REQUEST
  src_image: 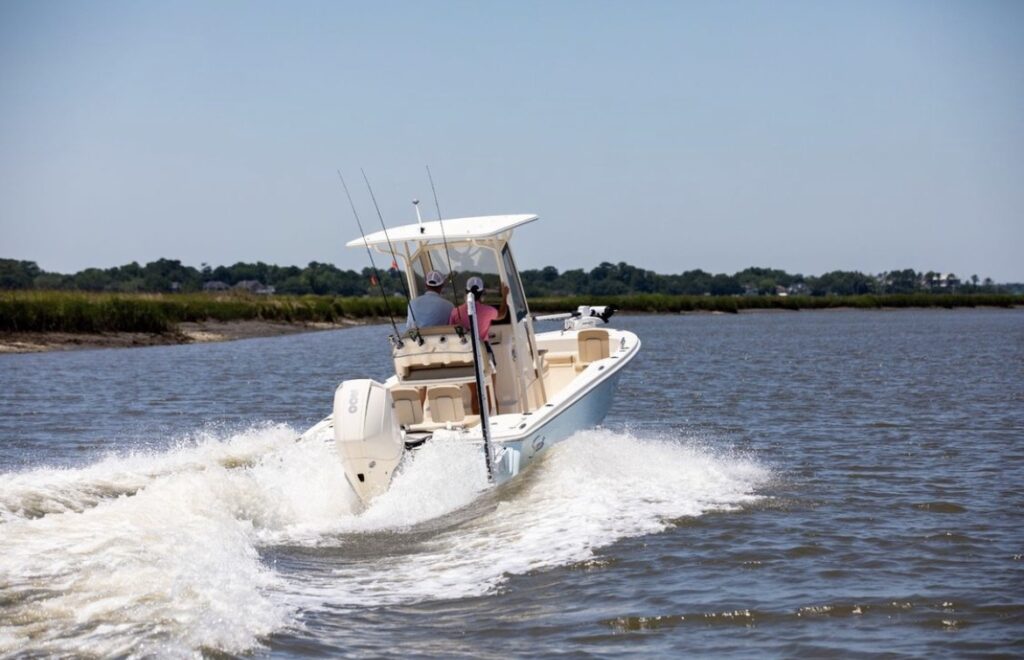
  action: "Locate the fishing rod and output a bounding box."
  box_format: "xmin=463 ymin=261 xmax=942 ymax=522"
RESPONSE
xmin=426 ymin=165 xmax=463 ymax=319
xmin=336 ymin=170 xmax=404 ymax=345
xmin=361 ymin=169 xmax=422 ymax=340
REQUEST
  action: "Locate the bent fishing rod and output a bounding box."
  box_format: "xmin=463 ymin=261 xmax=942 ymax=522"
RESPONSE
xmin=362 ymin=169 xmax=423 ymax=343
xmin=336 ymin=170 xmax=404 ymax=345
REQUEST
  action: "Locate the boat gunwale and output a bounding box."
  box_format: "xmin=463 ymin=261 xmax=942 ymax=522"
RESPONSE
xmin=419 ymin=327 xmax=642 ymax=446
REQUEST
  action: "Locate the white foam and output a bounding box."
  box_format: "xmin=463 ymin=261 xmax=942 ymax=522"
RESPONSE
xmin=0 ymin=424 xmax=307 ymax=657
xmin=0 ymin=425 xmax=769 ymax=656
xmin=0 ymin=423 xmax=291 ymax=523
xmin=256 ymin=437 xmax=490 ymax=545
xmin=280 ymin=429 xmax=769 ymax=609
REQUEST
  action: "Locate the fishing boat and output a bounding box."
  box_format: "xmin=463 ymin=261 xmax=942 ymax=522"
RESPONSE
xmin=301 ymin=211 xmax=641 ymax=505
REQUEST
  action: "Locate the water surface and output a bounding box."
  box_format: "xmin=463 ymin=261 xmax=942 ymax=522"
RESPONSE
xmin=1 ymin=309 xmax=1021 ymax=656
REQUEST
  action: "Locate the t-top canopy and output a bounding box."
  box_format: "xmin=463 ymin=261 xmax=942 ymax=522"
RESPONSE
xmin=346 ymin=214 xmax=538 ymax=249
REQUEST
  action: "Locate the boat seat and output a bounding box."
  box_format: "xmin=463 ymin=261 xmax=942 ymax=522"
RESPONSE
xmin=390 ymin=386 xmax=423 ymax=429
xmin=544 ymin=351 xmax=577 ymax=367
xmin=407 ymin=384 xmax=480 ymax=432
xmin=577 ymin=329 xmax=610 ymax=371
xmin=542 ymin=351 xmax=578 ymax=397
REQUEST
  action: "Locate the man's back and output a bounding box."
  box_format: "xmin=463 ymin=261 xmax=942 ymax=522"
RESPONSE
xmin=407 ymin=291 xmax=455 ymax=330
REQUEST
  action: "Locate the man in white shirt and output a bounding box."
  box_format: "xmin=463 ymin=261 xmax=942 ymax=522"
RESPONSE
xmin=406 ymin=270 xmax=455 ymax=331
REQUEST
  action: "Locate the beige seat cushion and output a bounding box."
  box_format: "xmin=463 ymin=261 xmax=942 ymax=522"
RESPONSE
xmin=391 ymin=386 xmax=423 ymax=428
xmin=407 ymin=415 xmax=481 ymax=433
xmin=578 ymin=329 xmax=610 ymax=367
xmin=425 ymin=385 xmax=465 ymax=424
xmin=544 ymin=351 xmax=577 ymax=367
xmin=405 ymin=384 xmax=489 ymax=432
xmin=408 ymin=384 xmax=480 ymax=432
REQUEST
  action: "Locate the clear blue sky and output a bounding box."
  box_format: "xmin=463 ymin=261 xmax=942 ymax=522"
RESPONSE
xmin=1 ymin=0 xmax=1022 ymax=280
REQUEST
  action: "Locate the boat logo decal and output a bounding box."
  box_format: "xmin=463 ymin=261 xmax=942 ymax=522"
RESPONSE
xmin=531 ymin=434 xmax=546 ymax=451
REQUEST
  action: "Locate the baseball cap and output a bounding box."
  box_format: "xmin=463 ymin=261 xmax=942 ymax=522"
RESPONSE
xmin=465 ymin=276 xmax=485 ymax=293
xmin=425 ymin=270 xmax=445 ymax=287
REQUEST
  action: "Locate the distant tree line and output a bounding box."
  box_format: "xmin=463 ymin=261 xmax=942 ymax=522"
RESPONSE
xmin=0 ymin=257 xmax=1013 ymax=297
xmin=521 ymin=264 xmax=1007 ymax=296
xmin=0 ymin=258 xmax=397 ymax=296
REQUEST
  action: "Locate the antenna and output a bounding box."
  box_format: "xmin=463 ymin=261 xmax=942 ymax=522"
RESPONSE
xmin=336 ymin=170 xmax=403 ymax=345
xmin=413 ymin=199 xmax=424 ymax=225
xmin=361 ymin=169 xmax=421 ymax=338
xmin=426 ymin=165 xmax=463 ymax=318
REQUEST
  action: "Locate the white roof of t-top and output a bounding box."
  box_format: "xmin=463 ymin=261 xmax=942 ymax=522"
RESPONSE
xmin=346 ymin=214 xmax=538 ymax=248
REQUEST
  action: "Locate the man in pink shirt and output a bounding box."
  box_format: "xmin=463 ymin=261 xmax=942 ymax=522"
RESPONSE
xmin=450 ymin=276 xmax=509 ymax=341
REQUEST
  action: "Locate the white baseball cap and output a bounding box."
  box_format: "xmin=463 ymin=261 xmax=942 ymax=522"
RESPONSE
xmin=465 ymin=276 xmax=485 ymax=293
xmin=425 ymin=270 xmax=445 ymax=287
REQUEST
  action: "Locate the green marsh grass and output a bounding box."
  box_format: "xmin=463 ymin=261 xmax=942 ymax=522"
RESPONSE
xmin=1 ymin=291 xmax=1020 ymax=335
xmin=0 ymin=291 xmax=395 ymax=334
xmin=527 ymin=293 xmax=1023 ymax=314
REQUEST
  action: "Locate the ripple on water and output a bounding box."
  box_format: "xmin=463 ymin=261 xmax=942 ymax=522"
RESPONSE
xmin=912 ymin=501 xmax=968 ymax=514
xmin=601 ymin=598 xmax=1020 ymax=633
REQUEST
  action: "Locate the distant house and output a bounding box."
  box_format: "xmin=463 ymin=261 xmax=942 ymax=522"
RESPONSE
xmin=234 ymin=280 xmax=276 ymax=295
xmin=203 ymin=281 xmax=230 ymax=292
xmin=775 ymin=285 xmax=789 ymax=297
xmin=924 ymin=272 xmax=960 ymax=290
xmin=787 ymin=282 xmax=809 ymax=296
xmin=170 ymin=281 xmax=182 ymax=292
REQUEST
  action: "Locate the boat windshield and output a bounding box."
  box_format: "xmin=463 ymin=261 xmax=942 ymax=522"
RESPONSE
xmin=410 ymin=243 xmax=501 ymax=300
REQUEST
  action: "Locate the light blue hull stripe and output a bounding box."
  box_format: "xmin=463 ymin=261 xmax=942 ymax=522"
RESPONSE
xmin=493 ymin=371 xmax=621 ymax=483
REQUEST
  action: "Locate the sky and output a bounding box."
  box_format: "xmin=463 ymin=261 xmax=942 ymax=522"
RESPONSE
xmin=1 ymin=0 xmax=1022 ymax=280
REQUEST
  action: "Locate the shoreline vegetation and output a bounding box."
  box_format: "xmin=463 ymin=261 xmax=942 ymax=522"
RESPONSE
xmin=1 ymin=290 xmax=1021 ymax=354
xmin=2 ymin=258 xmax=1017 ymax=299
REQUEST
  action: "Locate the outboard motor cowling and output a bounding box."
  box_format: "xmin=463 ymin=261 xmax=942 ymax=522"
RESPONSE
xmin=334 ymin=379 xmax=403 ymax=505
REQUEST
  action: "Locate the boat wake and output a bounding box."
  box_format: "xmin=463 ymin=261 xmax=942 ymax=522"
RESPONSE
xmin=0 ymin=425 xmax=768 ymax=656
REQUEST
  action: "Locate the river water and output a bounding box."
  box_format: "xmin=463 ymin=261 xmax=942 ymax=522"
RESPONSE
xmin=1 ymin=309 xmax=1021 ymax=657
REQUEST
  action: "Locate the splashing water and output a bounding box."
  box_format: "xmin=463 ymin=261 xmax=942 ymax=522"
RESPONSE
xmin=0 ymin=425 xmax=767 ymax=656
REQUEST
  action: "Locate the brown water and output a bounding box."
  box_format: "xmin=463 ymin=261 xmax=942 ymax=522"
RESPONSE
xmin=1 ymin=309 xmax=1021 ymax=657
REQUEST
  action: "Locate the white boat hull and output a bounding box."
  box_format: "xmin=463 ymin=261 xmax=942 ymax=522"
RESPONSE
xmin=491 ymin=366 xmax=623 ymax=483
xmin=301 ymin=327 xmax=640 ymax=502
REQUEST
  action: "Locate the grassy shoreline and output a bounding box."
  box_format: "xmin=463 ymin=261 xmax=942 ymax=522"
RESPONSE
xmin=0 ymin=291 xmax=393 ymax=334
xmin=1 ymin=291 xmax=1021 ymax=336
xmin=528 ymin=292 xmax=1024 ymax=314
